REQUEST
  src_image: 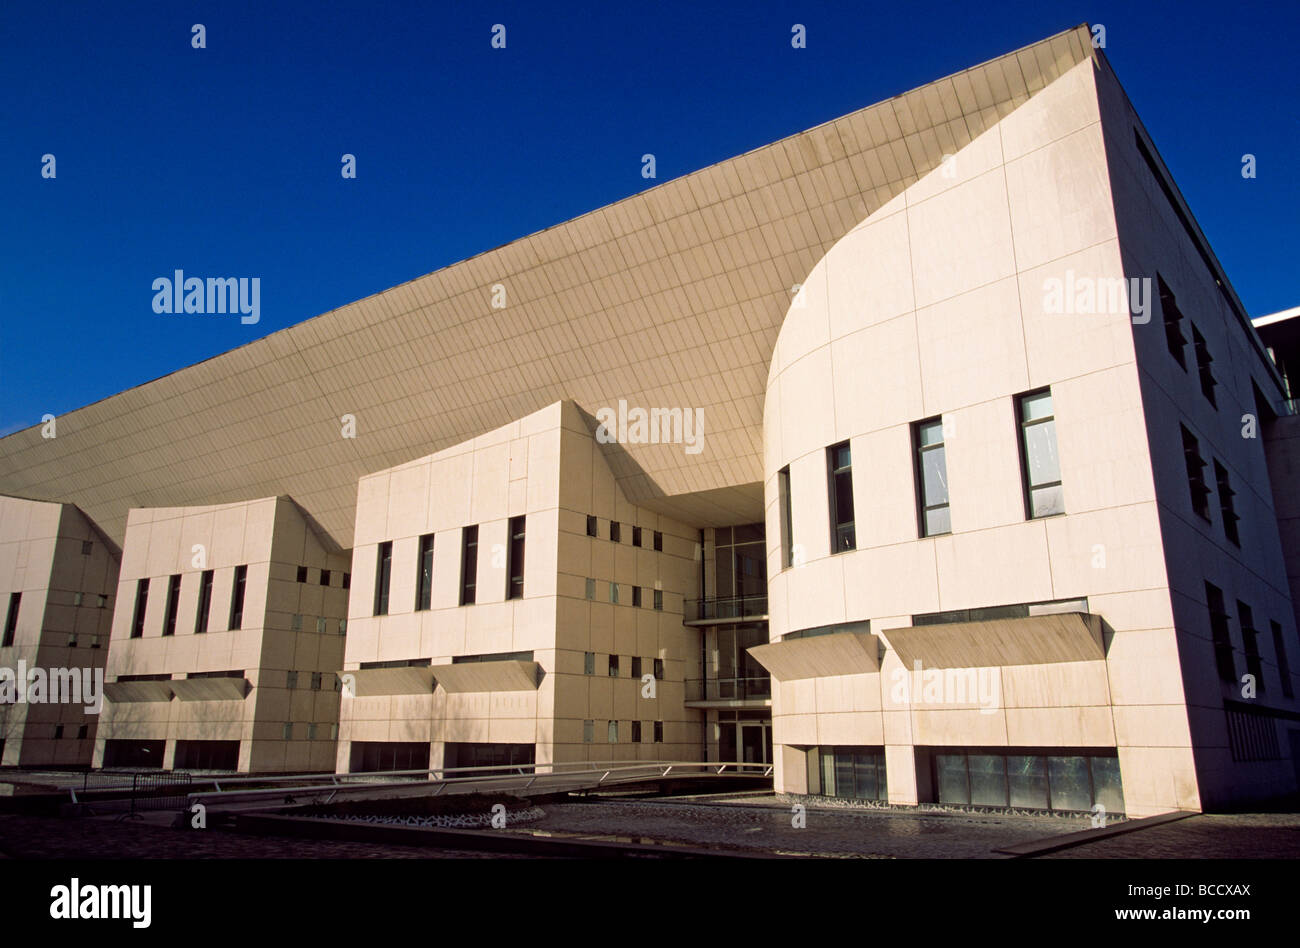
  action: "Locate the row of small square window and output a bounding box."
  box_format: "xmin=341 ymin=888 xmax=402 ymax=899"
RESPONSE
xmin=295 ymin=566 xmax=351 ymax=588
xmin=283 ymin=670 xmax=339 ymax=691
xmin=289 ymin=614 xmax=347 ymax=635
xmin=585 ymin=517 xmax=663 ymax=551
xmin=584 ymin=580 xmax=664 ymax=609
xmin=48 ymin=725 xmax=91 ymax=739
xmin=583 ymin=653 xmax=665 ymax=678
xmin=281 ymin=722 xmax=339 ymax=740
xmin=582 ymin=720 xmax=664 ymax=743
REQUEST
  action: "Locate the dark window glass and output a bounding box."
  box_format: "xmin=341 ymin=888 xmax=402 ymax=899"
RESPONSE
xmin=228 ymin=565 xmax=247 ymax=630
xmin=608 ymin=654 xmax=619 ymax=677
xmin=936 ymin=754 xmax=969 ymax=805
xmin=460 ymin=526 xmax=478 ymax=605
xmin=296 ymin=566 xmax=307 ymax=583
xmin=631 ymin=720 xmax=642 ymax=742
xmin=653 ymin=531 xmax=663 ymax=551
xmin=1206 ymin=582 xmax=1235 ymax=682
xmin=632 ymin=585 xmax=642 ymax=607
xmin=653 ymin=658 xmax=664 ymax=679
xmin=320 ymin=569 xmax=331 ymax=587
xmin=633 ymin=526 xmax=642 ymax=547
xmin=131 ymin=579 xmax=149 ymax=638
xmin=507 ymin=516 xmax=525 ymax=600
xmin=1271 ymin=620 xmax=1293 ymax=699
xmin=342 ymin=572 xmax=350 ymax=589
xmin=416 ymin=533 xmax=434 ymax=611
xmin=2 ymin=593 xmax=20 ymax=647
xmin=374 ymin=541 xmax=392 ymax=616
xmin=1192 ymin=324 xmax=1217 ymax=407
xmin=1214 ymin=460 xmax=1240 ymax=545
xmin=1159 ymin=276 xmax=1187 ymax=368
xmin=610 ymin=521 xmax=621 ymax=543
xmin=162 ymin=574 xmax=181 ymax=637
xmin=1182 ymin=426 xmax=1212 ymax=521
xmin=630 ymin=656 xmax=642 ymax=678
xmin=195 ymin=570 xmax=213 ymax=634
xmin=968 ymin=754 xmax=1007 ymax=807
xmin=1046 ymin=756 xmax=1092 ymax=812
xmin=914 ymin=418 xmax=951 ymax=536
xmin=827 ymin=442 xmax=856 ymax=552
xmin=1007 ymin=755 xmax=1048 ymax=809
xmin=586 ymin=515 xmax=598 ymax=538
xmin=1239 ymin=601 xmax=1262 ymax=692
xmin=778 ymin=466 xmax=794 ymax=568
xmin=653 ymin=721 xmax=663 ymax=743
xmin=1017 ymin=390 xmax=1064 ymax=518
xmin=653 ymin=589 xmax=663 ymax=611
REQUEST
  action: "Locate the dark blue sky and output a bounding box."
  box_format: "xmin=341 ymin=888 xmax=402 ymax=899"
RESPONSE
xmin=2 ymin=1 xmax=1297 ymax=435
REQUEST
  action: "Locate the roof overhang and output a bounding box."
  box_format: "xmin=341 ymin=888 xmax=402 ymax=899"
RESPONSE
xmin=170 ymin=677 xmax=252 ymax=701
xmin=882 ymin=612 xmax=1105 ymax=668
xmin=431 ymin=660 xmax=541 ymax=693
xmin=748 ymin=630 xmax=880 ymax=681
xmin=103 ymin=681 xmax=175 ymax=703
xmin=343 ymin=667 xmax=436 ymax=697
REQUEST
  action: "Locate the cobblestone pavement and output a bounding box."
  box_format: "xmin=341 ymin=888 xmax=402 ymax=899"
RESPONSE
xmin=0 ymin=813 xmax=503 ymax=859
xmin=524 ymin=799 xmax=1078 ymax=858
xmin=1041 ymin=813 xmax=1300 ymax=858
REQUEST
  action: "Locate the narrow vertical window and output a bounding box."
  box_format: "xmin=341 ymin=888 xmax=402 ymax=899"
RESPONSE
xmin=1017 ymin=390 xmax=1064 ymax=519
xmin=374 ymin=541 xmax=392 ymax=616
xmin=130 ymin=579 xmax=149 ymax=638
xmin=507 ymin=516 xmax=525 ymax=600
xmin=585 ymin=578 xmax=595 ymax=600
xmin=1239 ymin=601 xmax=1262 ymax=692
xmin=610 ymin=521 xmax=621 ymax=543
xmin=827 ymin=441 xmax=855 ymax=552
xmin=631 ymin=656 xmax=642 ymax=679
xmin=632 ymin=585 xmax=642 ymax=607
xmin=1213 ymin=460 xmax=1239 ymax=545
xmin=653 ymin=721 xmax=664 ymax=743
xmin=319 ymin=569 xmax=331 ymax=587
xmin=608 ymin=720 xmax=618 ymax=743
xmin=584 ymin=651 xmax=595 ymax=675
xmin=631 ymin=720 xmax=642 ymax=743
xmin=228 ymin=565 xmax=247 ymax=630
xmin=914 ymin=418 xmax=951 ymax=536
xmin=653 ymin=589 xmax=663 ymax=611
xmin=1206 ymin=582 xmax=1234 ymax=683
xmin=608 ymin=654 xmax=619 ymax=677
xmin=415 ymin=533 xmax=434 ymax=611
xmin=460 ymin=526 xmax=478 ymax=605
xmin=1159 ymin=276 xmax=1187 ymax=369
xmin=1192 ymin=325 xmax=1217 ymax=407
xmin=1271 ymin=620 xmax=1293 ymax=699
xmin=583 ymin=720 xmax=594 ymax=743
xmin=632 ymin=526 xmax=642 ymax=547
xmin=586 ymin=515 xmax=598 ymax=538
xmin=195 ymin=570 xmax=213 ymax=634
xmin=296 ymin=566 xmax=308 ymax=583
xmin=609 ymin=582 xmax=619 ymax=605
xmin=1181 ymin=426 xmax=1212 ymax=521
xmin=778 ymin=466 xmax=794 ymax=569
xmin=653 ymin=531 xmax=663 ymax=551
xmin=653 ymin=657 xmax=664 ymax=679
xmin=162 ymin=574 xmax=181 ymax=637
xmin=2 ymin=593 xmax=20 ymax=647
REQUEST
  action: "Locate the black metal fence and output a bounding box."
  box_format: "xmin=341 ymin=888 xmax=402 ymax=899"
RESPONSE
xmin=128 ymin=771 xmax=193 ymax=814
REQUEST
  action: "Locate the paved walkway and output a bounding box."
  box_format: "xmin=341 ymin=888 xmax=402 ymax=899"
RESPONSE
xmin=1040 ymin=813 xmax=1300 ymax=858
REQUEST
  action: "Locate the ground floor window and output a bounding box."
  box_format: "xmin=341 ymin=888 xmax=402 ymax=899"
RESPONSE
xmin=816 ymin=746 xmax=886 ymax=801
xmin=443 ymin=741 xmax=535 ymax=777
xmin=925 ymin=748 xmax=1123 ymax=814
xmin=349 ymin=740 xmax=431 ymax=774
xmin=172 ymin=739 xmax=240 ymax=771
xmin=102 ymin=739 xmax=165 ymax=769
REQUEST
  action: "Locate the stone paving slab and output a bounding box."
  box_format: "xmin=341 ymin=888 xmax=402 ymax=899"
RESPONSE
xmin=1039 ymin=813 xmax=1300 ymax=858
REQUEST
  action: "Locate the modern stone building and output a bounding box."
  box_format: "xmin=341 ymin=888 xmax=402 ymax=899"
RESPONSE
xmin=94 ymin=497 xmax=350 ymax=772
xmin=0 ymin=24 xmax=1296 ymax=814
xmin=0 ymin=495 xmax=119 ymax=767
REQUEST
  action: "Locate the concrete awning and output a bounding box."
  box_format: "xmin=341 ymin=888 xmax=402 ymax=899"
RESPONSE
xmin=883 ymin=612 xmax=1105 ymax=668
xmin=747 ymin=631 xmax=879 ymax=681
xmin=343 ymin=666 xmax=435 ymax=697
xmin=103 ymin=680 xmax=174 ymax=703
xmin=432 ymin=660 xmax=540 ymax=693
xmin=169 ymin=677 xmax=251 ymax=701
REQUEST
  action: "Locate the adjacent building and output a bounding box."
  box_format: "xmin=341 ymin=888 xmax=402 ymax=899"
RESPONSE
xmin=1 ymin=25 xmax=1297 ymax=814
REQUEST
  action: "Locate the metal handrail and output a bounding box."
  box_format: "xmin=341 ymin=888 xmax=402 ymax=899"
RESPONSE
xmin=682 ymin=595 xmax=768 ymax=623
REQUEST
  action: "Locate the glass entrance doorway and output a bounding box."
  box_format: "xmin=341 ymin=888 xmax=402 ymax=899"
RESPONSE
xmin=717 ymin=712 xmax=772 ymax=765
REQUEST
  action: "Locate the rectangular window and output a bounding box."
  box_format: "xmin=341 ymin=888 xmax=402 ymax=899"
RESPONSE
xmin=77 ymin=725 xmax=88 ymax=739
xmin=1239 ymin=601 xmax=1262 ymax=692
xmin=374 ymin=541 xmax=393 ymax=615
xmin=2 ymin=593 xmax=19 ymax=647
xmin=653 ymin=531 xmax=663 ymax=552
xmin=162 ymin=574 xmax=181 ymax=637
xmin=228 ymin=565 xmax=247 ymax=630
xmin=778 ymin=466 xmax=794 ymax=569
xmin=415 ymin=533 xmax=434 ymax=611
xmin=633 ymin=526 xmax=642 ymax=547
xmin=307 ymin=723 xmax=318 ymax=740
xmin=610 ymin=521 xmax=621 ymax=543
xmin=291 ymin=613 xmax=302 ymax=631
xmin=507 ymin=516 xmax=525 ymax=600
xmin=315 ymin=617 xmax=326 ymax=634
xmin=342 ymin=572 xmax=350 ymax=589
xmin=1159 ymin=276 xmax=1187 ymax=369
xmin=608 ymin=654 xmax=619 ymax=677
xmin=1182 ymin=426 xmax=1212 ymax=521
xmin=1271 ymin=620 xmax=1293 ymax=699
xmin=631 ymin=656 xmax=642 ymax=679
xmin=54 ymin=725 xmax=64 ymax=739
xmin=583 ymin=720 xmax=594 ymax=743
xmin=1017 ymin=390 xmax=1064 ymax=519
xmin=609 ymin=582 xmax=619 ymax=605
xmin=608 ymin=720 xmax=618 ymax=743
xmin=1206 ymin=582 xmax=1234 ymax=683
xmin=296 ymin=566 xmax=308 ymax=583
xmin=586 ymin=515 xmax=598 ymax=538
xmin=584 ymin=651 xmax=595 ymax=675
xmin=585 ymin=578 xmax=595 ymax=600
xmin=631 ymin=720 xmax=642 ymax=743
xmin=1192 ymin=325 xmax=1218 ymax=407
xmin=654 ymin=721 xmax=664 ymax=743
xmin=195 ymin=570 xmax=213 ymax=634
xmin=827 ymin=441 xmax=856 ymax=552
xmin=319 ymin=569 xmax=331 ymax=587
xmin=130 ymin=579 xmax=149 ymax=638
xmin=283 ymin=723 xmax=294 ymax=740
xmin=653 ymin=658 xmax=664 ymax=680
xmin=913 ymin=418 xmax=951 ymax=536
xmin=653 ymin=588 xmax=663 ymax=611
xmin=286 ymin=671 xmax=298 ymax=690
xmin=632 ymin=586 xmax=642 ymax=608
xmin=311 ymin=672 xmax=323 ymax=690
xmin=460 ymin=526 xmax=478 ymax=605
xmin=1214 ymin=460 xmax=1239 ymax=545
xmin=81 ymin=540 xmax=93 ymax=556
